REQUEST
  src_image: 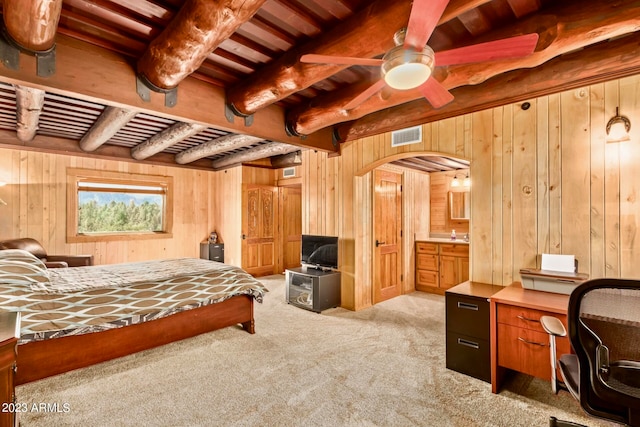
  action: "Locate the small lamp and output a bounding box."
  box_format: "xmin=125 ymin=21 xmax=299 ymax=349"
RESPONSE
xmin=606 ymin=107 xmax=631 ymax=142
xmin=451 ymin=176 xmax=460 ymax=187
xmin=463 ymin=173 xmax=471 ymax=187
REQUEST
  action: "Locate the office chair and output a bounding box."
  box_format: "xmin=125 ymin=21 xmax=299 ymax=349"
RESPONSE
xmin=541 ymin=278 xmax=640 ymax=427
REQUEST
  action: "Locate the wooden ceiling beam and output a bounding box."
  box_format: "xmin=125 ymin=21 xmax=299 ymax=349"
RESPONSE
xmin=287 ymin=0 xmax=640 ymax=136
xmin=0 ymin=33 xmax=335 ymax=153
xmin=270 ymin=150 xmax=302 ymax=168
xmin=137 ymin=0 xmax=266 ymax=91
xmin=175 ymin=134 xmax=264 ymax=164
xmin=131 ymin=122 xmax=208 ymax=160
xmin=225 ymin=0 xmax=486 ymax=117
xmin=14 ymin=86 xmax=45 ymax=142
xmin=79 ymin=107 xmax=137 ymax=152
xmin=336 ymin=31 xmax=640 ymax=142
xmin=211 ymin=142 xmax=299 ymax=170
xmin=2 ymin=0 xmax=62 ymax=51
xmin=0 ymin=130 xmax=214 ymax=171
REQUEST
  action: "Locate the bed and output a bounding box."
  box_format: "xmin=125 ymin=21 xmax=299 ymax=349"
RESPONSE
xmin=0 ymin=249 xmax=267 ymax=385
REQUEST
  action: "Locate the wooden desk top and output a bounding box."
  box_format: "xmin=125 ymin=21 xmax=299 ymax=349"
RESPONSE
xmin=491 ymin=282 xmax=569 ymax=315
xmin=446 ymin=281 xmax=503 ymax=300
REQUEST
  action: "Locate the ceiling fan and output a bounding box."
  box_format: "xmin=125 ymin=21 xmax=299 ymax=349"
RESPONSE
xmin=300 ymin=0 xmax=539 ymax=110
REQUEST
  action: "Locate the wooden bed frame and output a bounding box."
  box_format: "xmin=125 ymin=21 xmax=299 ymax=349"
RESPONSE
xmin=16 ymin=294 xmax=255 ymax=385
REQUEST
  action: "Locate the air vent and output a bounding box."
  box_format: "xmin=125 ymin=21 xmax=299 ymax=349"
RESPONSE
xmin=283 ymin=167 xmax=296 ymax=178
xmin=391 ymin=125 xmax=422 ymax=147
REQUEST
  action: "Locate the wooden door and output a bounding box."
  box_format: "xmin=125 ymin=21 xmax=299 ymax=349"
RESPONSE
xmin=373 ymin=170 xmax=402 ymax=303
xmin=242 ymin=185 xmax=278 ymax=277
xmin=280 ymin=185 xmax=302 ymax=271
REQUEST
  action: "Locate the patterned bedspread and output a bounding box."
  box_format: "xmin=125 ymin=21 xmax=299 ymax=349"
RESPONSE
xmin=0 ymin=258 xmax=267 ymax=344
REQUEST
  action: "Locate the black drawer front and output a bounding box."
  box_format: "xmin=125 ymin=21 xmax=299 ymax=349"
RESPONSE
xmin=446 ymin=294 xmax=490 ymax=340
xmin=446 ymin=331 xmax=491 ymax=382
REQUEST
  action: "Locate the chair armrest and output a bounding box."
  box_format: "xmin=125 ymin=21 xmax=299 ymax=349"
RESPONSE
xmin=541 ymin=315 xmax=567 ymax=337
xmin=44 ymin=261 xmax=69 ymax=268
xmin=46 ymin=254 xmax=94 ymax=267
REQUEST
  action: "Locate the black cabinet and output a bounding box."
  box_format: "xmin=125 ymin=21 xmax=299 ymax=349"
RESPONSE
xmin=285 ymin=267 xmax=341 ymax=313
xmin=200 ymin=243 xmax=224 ymax=263
xmin=445 ymin=281 xmax=500 ymax=382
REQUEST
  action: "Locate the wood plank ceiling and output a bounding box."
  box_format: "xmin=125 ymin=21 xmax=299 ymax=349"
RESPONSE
xmin=0 ymin=0 xmax=639 ymax=171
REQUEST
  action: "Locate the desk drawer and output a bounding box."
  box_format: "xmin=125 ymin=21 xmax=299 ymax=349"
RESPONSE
xmin=446 ymin=294 xmax=490 ymax=340
xmin=497 ymin=304 xmax=567 ymax=334
xmin=497 ymin=323 xmax=570 ymax=379
xmin=446 ymin=331 xmax=490 ymax=382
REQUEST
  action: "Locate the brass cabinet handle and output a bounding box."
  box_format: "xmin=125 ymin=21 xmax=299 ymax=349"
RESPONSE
xmin=516 ymin=314 xmax=539 ymax=323
xmin=517 ymin=337 xmax=547 ymax=347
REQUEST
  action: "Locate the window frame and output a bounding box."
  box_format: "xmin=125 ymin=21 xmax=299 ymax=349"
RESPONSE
xmin=66 ymin=168 xmax=174 ymax=243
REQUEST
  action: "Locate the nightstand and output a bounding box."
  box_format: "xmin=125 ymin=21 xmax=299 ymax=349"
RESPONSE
xmin=0 ymin=311 xmax=20 ymax=427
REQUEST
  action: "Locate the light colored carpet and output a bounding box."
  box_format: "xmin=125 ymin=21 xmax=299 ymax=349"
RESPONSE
xmin=17 ymin=275 xmax=617 ymax=426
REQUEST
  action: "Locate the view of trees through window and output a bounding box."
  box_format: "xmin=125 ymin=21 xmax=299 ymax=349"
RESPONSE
xmin=78 ymin=188 xmax=164 ymax=233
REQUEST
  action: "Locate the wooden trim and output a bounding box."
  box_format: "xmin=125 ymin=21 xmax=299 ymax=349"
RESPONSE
xmin=16 ymin=294 xmax=255 ymax=384
xmin=66 ymin=168 xmax=174 ymax=243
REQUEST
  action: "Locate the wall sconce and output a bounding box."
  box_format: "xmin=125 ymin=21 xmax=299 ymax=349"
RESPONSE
xmin=0 ymin=181 xmax=6 ymax=206
xmin=606 ymin=107 xmax=631 ymax=142
xmin=451 ymin=172 xmax=470 ymax=188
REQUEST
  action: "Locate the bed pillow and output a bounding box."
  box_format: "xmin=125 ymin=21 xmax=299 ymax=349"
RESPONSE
xmin=0 ymin=248 xmax=46 ymax=267
xmin=0 ymin=250 xmax=51 ymax=287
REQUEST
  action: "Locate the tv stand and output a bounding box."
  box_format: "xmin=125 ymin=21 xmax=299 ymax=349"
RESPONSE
xmin=285 ymin=266 xmax=341 ymax=313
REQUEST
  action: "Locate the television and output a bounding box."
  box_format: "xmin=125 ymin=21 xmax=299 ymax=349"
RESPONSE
xmin=301 ymin=234 xmax=338 ymax=270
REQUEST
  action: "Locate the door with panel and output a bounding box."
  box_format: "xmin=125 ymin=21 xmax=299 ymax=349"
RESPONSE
xmin=280 ymin=185 xmax=302 ymax=271
xmin=373 ymin=169 xmax=402 ymax=304
xmin=242 ymin=185 xmax=278 ymax=276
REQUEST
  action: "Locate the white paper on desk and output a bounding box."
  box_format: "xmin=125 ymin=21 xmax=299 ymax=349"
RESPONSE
xmin=541 ymin=254 xmax=575 ymax=273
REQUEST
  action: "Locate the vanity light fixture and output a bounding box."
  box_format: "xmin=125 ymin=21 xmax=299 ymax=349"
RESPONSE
xmin=606 ymin=107 xmax=631 ymax=142
xmin=451 ymin=172 xmax=470 ymax=188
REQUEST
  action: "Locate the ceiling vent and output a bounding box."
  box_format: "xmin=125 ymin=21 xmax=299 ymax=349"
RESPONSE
xmin=391 ymin=125 xmax=422 ymax=147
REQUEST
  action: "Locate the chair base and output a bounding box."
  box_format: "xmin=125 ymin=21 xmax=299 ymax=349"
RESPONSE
xmin=549 ymin=416 xmax=587 ymax=427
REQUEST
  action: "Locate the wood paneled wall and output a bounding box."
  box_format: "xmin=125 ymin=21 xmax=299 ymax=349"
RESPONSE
xmin=0 ymin=149 xmax=215 ymax=265
xmin=302 ymin=75 xmax=640 ymax=310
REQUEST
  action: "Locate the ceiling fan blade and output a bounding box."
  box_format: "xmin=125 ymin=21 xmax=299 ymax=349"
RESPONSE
xmin=420 ymin=78 xmax=454 ymax=109
xmin=404 ymin=0 xmax=450 ymax=50
xmin=435 ymin=33 xmax=539 ymax=66
xmin=300 ymin=54 xmax=383 ymax=67
xmin=344 ymin=80 xmax=387 ymax=110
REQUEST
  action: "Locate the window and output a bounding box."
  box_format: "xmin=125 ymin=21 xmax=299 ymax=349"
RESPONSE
xmin=67 ymin=168 xmax=173 ymax=243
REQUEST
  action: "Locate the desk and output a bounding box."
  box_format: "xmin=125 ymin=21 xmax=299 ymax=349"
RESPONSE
xmin=490 ymin=282 xmax=569 ymax=393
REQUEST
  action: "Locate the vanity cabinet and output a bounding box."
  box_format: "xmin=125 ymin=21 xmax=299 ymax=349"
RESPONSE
xmin=416 ymin=241 xmax=469 ymax=294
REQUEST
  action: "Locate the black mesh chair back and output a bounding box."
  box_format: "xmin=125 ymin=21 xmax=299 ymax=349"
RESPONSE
xmin=568 ymin=278 xmax=640 ymax=426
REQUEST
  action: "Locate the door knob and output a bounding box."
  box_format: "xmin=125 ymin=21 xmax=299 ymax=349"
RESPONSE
xmin=375 ymin=240 xmax=386 ymax=247
xmin=242 ymin=234 xmax=246 ymax=240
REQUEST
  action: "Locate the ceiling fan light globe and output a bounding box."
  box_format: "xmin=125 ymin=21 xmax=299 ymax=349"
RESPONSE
xmin=382 ymin=45 xmax=435 ymax=90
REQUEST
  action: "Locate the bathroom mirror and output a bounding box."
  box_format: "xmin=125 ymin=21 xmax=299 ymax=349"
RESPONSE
xmin=449 ymin=191 xmax=470 ymax=220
